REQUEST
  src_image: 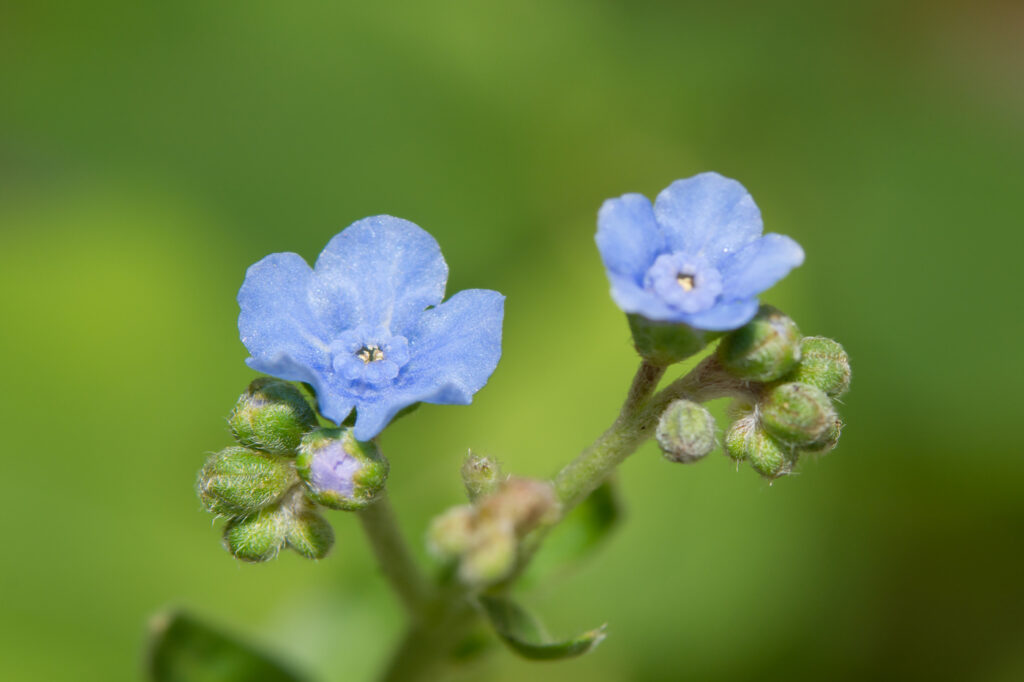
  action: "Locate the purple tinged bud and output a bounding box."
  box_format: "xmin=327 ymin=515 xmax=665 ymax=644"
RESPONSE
xmin=295 ymin=427 xmax=388 ymax=511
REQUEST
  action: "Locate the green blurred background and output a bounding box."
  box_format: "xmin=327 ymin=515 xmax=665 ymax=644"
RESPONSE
xmin=2 ymin=1 xmax=1022 ymax=680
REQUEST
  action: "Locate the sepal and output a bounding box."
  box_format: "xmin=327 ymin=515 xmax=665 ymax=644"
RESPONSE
xmin=627 ymin=313 xmax=719 ymax=366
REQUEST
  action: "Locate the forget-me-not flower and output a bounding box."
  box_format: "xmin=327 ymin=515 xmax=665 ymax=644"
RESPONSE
xmin=596 ymin=172 xmax=804 ymax=331
xmin=239 ymin=216 xmax=504 ymax=441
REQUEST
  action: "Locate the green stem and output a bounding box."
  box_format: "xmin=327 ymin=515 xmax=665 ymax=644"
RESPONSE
xmin=553 ymin=360 xmax=665 ymax=508
xmin=357 ymin=494 xmax=432 ymax=617
xmin=373 ymin=355 xmax=748 ymax=680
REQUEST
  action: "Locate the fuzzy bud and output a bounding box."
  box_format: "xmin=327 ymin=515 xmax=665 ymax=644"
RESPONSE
xmin=787 ymin=336 xmax=851 ymax=397
xmin=478 ymin=478 xmax=560 ymax=536
xmin=802 ymin=416 xmax=843 ymax=455
xmin=286 ymin=510 xmax=335 ymax=560
xmin=461 ymin=452 xmax=503 ymax=501
xmin=760 ymin=382 xmax=837 ymax=447
xmin=229 ymin=378 xmax=318 ymax=454
xmin=426 ymin=505 xmax=475 ymax=559
xmin=724 ymin=416 xmax=796 ymax=480
xmin=458 ymin=520 xmax=517 ymax=586
xmin=222 ymin=504 xmax=290 ymax=563
xmin=656 ymin=399 xmax=717 ymax=463
xmin=717 ymin=305 xmax=801 ymax=382
xmin=295 ymin=427 xmax=389 ymax=511
xmin=197 ymin=447 xmax=296 ymax=517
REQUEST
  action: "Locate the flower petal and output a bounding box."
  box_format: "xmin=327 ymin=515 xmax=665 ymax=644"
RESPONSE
xmin=653 ymin=172 xmax=763 ymax=260
xmin=596 ymin=193 xmax=664 ymax=282
xmin=349 ymin=289 xmax=504 ymax=440
xmin=239 ymin=251 xmax=331 ymax=377
xmin=719 ymin=233 xmax=805 ymax=300
xmin=606 ymin=272 xmax=678 ymax=321
xmin=312 ymin=215 xmax=448 ymax=336
xmin=679 ymin=298 xmax=760 ymax=331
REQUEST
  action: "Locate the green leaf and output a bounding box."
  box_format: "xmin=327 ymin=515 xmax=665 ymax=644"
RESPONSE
xmin=146 ymin=610 xmax=307 ymax=682
xmin=479 ymin=596 xmax=607 ymax=660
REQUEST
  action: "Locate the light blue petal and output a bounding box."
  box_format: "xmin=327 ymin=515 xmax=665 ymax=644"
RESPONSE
xmin=596 ymin=193 xmax=664 ymax=282
xmin=245 ymin=354 xmax=354 ymax=425
xmin=719 ymin=233 xmax=804 ymax=300
xmin=653 ymin=172 xmax=763 ymax=260
xmin=679 ymin=298 xmax=760 ymax=331
xmin=349 ymin=289 xmax=504 ymax=440
xmin=607 ymin=272 xmax=678 ymax=321
xmin=312 ymin=216 xmax=448 ymax=336
xmin=238 ymin=251 xmax=332 ymax=379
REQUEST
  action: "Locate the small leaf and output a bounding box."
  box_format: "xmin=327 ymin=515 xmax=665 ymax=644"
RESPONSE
xmin=479 ymin=596 xmax=607 ymax=661
xmin=146 ymin=610 xmax=307 ymax=682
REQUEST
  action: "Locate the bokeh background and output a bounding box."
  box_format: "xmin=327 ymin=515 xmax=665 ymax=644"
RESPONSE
xmin=2 ymin=1 xmax=1022 ymax=681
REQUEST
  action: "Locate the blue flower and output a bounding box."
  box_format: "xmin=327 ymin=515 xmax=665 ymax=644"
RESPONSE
xmin=596 ymin=172 xmax=804 ymax=331
xmin=238 ymin=216 xmax=505 ymax=441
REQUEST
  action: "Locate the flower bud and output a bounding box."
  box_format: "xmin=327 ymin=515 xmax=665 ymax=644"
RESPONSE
xmin=724 ymin=416 xmax=795 ymax=479
xmin=723 ymin=414 xmax=757 ymax=462
xmin=197 ymin=447 xmax=297 ymax=517
xmin=656 ymin=399 xmax=717 ymax=463
xmin=222 ymin=504 xmax=290 ymax=562
xmin=229 ymin=378 xmax=318 ymax=454
xmin=802 ymin=416 xmax=843 ymax=455
xmin=426 ymin=505 xmax=475 ymax=559
xmin=458 ymin=520 xmax=517 ymax=586
xmin=295 ymin=427 xmax=389 ymax=511
xmin=717 ymin=305 xmax=801 ymax=382
xmin=787 ymin=336 xmax=851 ymax=397
xmin=627 ymin=314 xmax=719 ymax=366
xmin=461 ymin=452 xmax=503 ymax=501
xmin=286 ymin=510 xmax=335 ymax=560
xmin=478 ymin=478 xmax=560 ymax=535
xmin=760 ymin=382 xmax=837 ymax=447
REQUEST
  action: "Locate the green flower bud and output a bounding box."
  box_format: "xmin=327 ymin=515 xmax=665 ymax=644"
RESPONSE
xmin=627 ymin=314 xmax=721 ymax=366
xmin=478 ymin=478 xmax=560 ymax=535
xmin=717 ymin=305 xmax=801 ymax=382
xmin=747 ymin=430 xmax=797 ymax=480
xmin=724 ymin=416 xmax=795 ymax=479
xmin=197 ymin=447 xmax=297 ymax=517
xmin=222 ymin=504 xmax=290 ymax=562
xmin=286 ymin=510 xmax=335 ymax=560
xmin=229 ymin=378 xmax=318 ymax=454
xmin=656 ymin=399 xmax=717 ymax=463
xmin=295 ymin=428 xmax=389 ymax=511
xmin=459 ymin=520 xmax=517 ymax=586
xmin=760 ymin=382 xmax=837 ymax=447
xmin=426 ymin=505 xmax=475 ymax=559
xmin=723 ymin=414 xmax=758 ymax=462
xmin=787 ymin=336 xmax=851 ymax=397
xmin=802 ymin=416 xmax=843 ymax=455
xmin=461 ymin=452 xmax=503 ymax=501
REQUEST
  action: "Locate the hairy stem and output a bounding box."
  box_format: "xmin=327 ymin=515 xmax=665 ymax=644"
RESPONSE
xmin=553 ymin=360 xmax=665 ymax=507
xmin=374 ymin=355 xmax=749 ymax=680
xmin=357 ymin=494 xmax=432 ymax=617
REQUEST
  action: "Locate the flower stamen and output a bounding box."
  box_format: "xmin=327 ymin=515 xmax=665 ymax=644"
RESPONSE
xmin=676 ymin=273 xmax=696 ymax=291
xmin=357 ymin=345 xmax=385 ymax=364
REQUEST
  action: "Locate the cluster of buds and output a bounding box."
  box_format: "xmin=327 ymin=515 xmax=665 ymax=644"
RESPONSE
xmin=196 ymin=378 xmax=389 ymax=561
xmin=427 ymin=455 xmax=560 ymax=587
xmin=716 ymin=307 xmax=851 ymax=480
